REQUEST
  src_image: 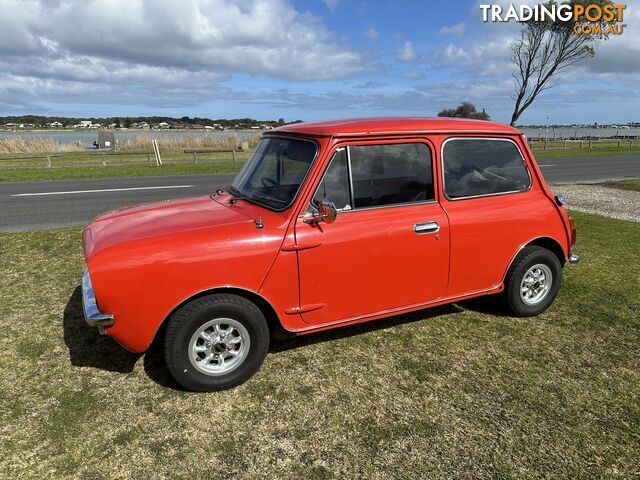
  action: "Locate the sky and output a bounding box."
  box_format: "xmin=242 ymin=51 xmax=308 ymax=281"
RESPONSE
xmin=0 ymin=0 xmax=638 ymax=125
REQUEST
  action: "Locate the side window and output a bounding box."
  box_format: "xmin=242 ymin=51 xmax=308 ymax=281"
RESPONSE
xmin=312 ymin=149 xmax=351 ymax=211
xmin=349 ymin=143 xmax=433 ymax=208
xmin=442 ymin=139 xmax=531 ymax=199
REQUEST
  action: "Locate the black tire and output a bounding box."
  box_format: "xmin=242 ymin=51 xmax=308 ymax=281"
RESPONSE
xmin=164 ymin=294 xmax=269 ymax=392
xmin=503 ymin=245 xmax=562 ymax=317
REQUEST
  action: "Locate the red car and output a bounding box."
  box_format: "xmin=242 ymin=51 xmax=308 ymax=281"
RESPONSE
xmin=82 ymin=117 xmax=578 ymax=391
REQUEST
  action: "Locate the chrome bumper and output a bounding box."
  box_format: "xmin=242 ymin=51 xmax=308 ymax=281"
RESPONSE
xmin=568 ymin=253 xmax=580 ymax=264
xmin=82 ymin=268 xmax=114 ymax=328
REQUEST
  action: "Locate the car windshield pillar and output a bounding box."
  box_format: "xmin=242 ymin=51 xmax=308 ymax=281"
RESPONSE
xmin=230 ymin=137 xmax=317 ymax=211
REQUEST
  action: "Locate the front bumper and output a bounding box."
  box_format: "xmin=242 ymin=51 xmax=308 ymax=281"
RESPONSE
xmin=568 ymin=253 xmax=580 ymax=264
xmin=81 ymin=268 xmax=114 ymax=328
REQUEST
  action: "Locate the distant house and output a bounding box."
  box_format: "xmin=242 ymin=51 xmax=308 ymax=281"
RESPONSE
xmin=191 ymin=124 xmax=205 ymax=130
xmin=90 ymin=123 xmax=102 ymax=129
xmin=48 ymin=121 xmax=63 ymax=128
xmin=133 ymin=122 xmax=150 ymax=129
xmin=156 ymin=122 xmax=170 ymax=129
xmin=4 ymin=122 xmax=19 ymax=128
xmin=250 ymin=125 xmax=260 ymax=130
xmin=74 ymin=121 xmax=93 ymax=128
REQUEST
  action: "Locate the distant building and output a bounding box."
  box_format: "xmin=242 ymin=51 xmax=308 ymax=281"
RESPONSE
xmin=156 ymin=122 xmax=170 ymax=129
xmin=74 ymin=121 xmax=93 ymax=128
xmin=48 ymin=121 xmax=63 ymax=128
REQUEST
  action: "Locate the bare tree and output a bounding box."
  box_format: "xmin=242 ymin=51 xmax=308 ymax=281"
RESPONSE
xmin=509 ymin=0 xmax=615 ymax=126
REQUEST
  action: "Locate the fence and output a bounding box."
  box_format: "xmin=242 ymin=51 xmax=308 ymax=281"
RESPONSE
xmin=184 ymin=149 xmax=240 ymax=163
xmin=0 ymin=147 xmax=246 ymax=169
xmin=527 ymin=138 xmax=639 ymax=151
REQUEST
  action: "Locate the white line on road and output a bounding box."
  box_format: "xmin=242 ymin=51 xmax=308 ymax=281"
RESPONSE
xmin=11 ymin=185 xmax=195 ymax=197
xmin=538 ymin=164 xmax=555 ymax=167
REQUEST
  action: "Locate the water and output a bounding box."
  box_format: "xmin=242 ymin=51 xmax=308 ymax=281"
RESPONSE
xmin=0 ymin=129 xmax=260 ymax=147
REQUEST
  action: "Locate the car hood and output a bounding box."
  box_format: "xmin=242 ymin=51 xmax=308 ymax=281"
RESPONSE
xmin=84 ymin=195 xmax=254 ymax=258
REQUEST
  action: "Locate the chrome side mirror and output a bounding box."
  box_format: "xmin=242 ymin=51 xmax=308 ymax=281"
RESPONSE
xmin=304 ymin=198 xmax=337 ymax=224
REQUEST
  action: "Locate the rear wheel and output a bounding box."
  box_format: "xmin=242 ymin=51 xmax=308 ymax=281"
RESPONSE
xmin=504 ymin=246 xmax=562 ymax=317
xmin=164 ymin=294 xmax=269 ymax=391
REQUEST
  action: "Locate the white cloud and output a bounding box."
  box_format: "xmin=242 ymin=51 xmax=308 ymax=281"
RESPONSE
xmin=321 ymin=0 xmax=340 ymax=12
xmin=0 ymin=0 xmax=365 ymax=80
xmin=396 ymin=41 xmax=417 ymax=63
xmin=0 ymin=0 xmax=370 ymax=109
xmin=403 ymin=72 xmax=425 ymax=81
xmin=439 ymin=21 xmax=466 ymax=36
xmin=364 ymin=28 xmax=379 ymax=40
xmin=436 ymin=37 xmax=513 ymax=76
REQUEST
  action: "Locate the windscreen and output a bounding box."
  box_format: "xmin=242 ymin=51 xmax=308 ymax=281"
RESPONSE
xmin=230 ymin=137 xmax=317 ymax=210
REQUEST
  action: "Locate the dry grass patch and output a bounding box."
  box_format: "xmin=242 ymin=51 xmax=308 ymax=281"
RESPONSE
xmin=0 ymin=137 xmax=82 ymax=154
xmin=0 ymin=211 xmax=638 ymax=478
xmin=121 ymin=134 xmax=261 ymax=151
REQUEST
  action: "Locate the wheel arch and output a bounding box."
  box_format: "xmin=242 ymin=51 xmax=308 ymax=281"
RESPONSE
xmin=501 ymin=236 xmax=566 ymax=285
xmin=526 ymin=237 xmax=566 ymax=266
xmin=151 ymin=287 xmax=292 ymax=349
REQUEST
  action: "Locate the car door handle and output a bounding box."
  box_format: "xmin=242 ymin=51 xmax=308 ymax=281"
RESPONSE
xmin=414 ymin=221 xmax=440 ymax=234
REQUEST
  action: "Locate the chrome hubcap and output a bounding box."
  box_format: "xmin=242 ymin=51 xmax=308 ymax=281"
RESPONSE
xmin=520 ymin=264 xmax=553 ymax=306
xmin=189 ymin=318 xmax=250 ymax=376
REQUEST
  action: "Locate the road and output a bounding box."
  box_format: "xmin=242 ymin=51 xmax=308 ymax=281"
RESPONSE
xmin=1 ymin=155 xmax=638 ymax=232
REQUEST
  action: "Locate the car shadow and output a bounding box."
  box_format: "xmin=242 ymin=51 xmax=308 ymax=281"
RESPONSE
xmin=63 ymin=287 xmax=505 ymax=390
xmin=63 ymin=286 xmax=141 ymax=373
xmin=269 ymin=303 xmax=464 ymax=353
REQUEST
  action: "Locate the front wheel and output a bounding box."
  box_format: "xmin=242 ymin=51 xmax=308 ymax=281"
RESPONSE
xmin=164 ymin=294 xmax=269 ymax=391
xmin=503 ymin=246 xmax=562 ymax=317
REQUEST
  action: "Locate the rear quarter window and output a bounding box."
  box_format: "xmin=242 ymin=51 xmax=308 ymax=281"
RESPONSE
xmin=442 ymin=138 xmax=531 ymax=200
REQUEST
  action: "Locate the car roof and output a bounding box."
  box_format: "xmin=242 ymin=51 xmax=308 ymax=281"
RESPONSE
xmin=272 ymin=117 xmax=521 ymax=137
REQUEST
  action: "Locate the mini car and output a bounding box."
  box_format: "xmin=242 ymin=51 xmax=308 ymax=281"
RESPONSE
xmin=82 ymin=117 xmax=579 ymax=391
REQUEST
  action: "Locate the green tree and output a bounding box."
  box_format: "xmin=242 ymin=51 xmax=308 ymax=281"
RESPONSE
xmin=437 ymin=102 xmax=490 ymax=120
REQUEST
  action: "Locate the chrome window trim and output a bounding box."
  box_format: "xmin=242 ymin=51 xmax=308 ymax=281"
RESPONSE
xmin=231 ymin=135 xmax=319 ymax=213
xmin=338 ymin=199 xmax=437 ymax=214
xmin=346 ymin=145 xmax=355 ymax=209
xmin=306 ymin=147 xmax=352 ymax=214
xmin=305 ymin=141 xmax=437 ymax=216
xmin=440 ymin=137 xmax=532 ymax=202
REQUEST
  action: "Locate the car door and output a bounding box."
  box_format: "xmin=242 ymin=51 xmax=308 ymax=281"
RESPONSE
xmin=294 ymin=140 xmax=450 ymax=327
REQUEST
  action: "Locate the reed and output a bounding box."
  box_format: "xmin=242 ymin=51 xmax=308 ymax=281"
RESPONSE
xmin=0 ymin=137 xmax=82 ymax=154
xmin=121 ymin=134 xmax=261 ymax=151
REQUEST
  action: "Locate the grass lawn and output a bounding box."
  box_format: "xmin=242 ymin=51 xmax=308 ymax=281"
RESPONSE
xmin=531 ymin=140 xmax=640 ymax=158
xmin=0 ymin=211 xmax=638 ymax=478
xmin=0 ymin=148 xmax=251 ymax=182
xmin=0 ymin=161 xmax=246 ymax=182
xmin=600 ymin=179 xmax=640 ymax=193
